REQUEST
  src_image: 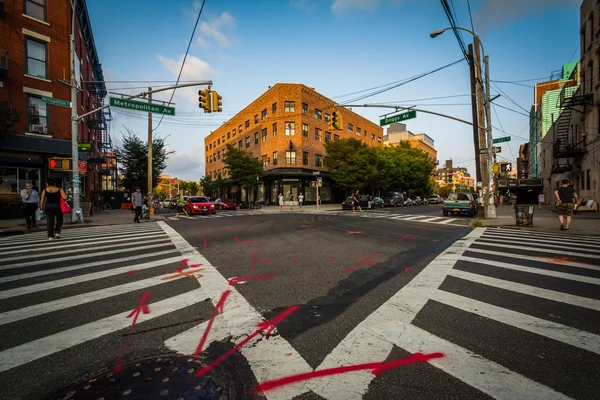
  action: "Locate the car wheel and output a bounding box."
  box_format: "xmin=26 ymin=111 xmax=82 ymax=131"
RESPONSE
xmin=443 ymin=210 xmax=449 ymax=216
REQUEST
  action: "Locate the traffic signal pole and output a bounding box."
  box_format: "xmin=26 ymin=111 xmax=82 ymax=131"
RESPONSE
xmin=467 ymin=44 xmax=482 ymax=217
xmin=70 ymin=0 xmax=82 ymax=223
xmin=147 ymin=88 xmax=153 ymax=211
xmin=484 ymin=56 xmax=496 ymax=219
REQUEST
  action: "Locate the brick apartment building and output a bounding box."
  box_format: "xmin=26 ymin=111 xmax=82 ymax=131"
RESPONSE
xmin=0 ymin=0 xmax=114 ymax=205
xmin=204 ymin=83 xmax=383 ymax=204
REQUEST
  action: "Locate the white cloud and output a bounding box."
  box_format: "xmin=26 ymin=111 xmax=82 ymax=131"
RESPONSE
xmin=196 ymin=12 xmax=235 ymax=48
xmin=473 ymin=0 xmax=580 ymax=31
xmin=156 ymin=54 xmax=213 ymax=104
xmin=163 ymin=147 xmax=205 ymax=181
xmin=290 ymin=0 xmax=317 ymax=11
xmin=331 ymin=0 xmax=381 ymax=14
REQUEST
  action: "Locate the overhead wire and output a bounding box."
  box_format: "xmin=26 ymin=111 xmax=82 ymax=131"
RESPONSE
xmin=466 ymin=0 xmax=475 ymax=32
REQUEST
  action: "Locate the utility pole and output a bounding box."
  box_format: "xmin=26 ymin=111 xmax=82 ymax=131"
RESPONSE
xmin=468 ymin=44 xmax=482 ymax=199
xmin=473 ymin=38 xmax=488 ymax=219
xmin=484 ymin=56 xmax=496 ymax=218
xmin=147 ymin=87 xmax=153 ymax=211
xmin=70 ymin=0 xmax=81 ymax=223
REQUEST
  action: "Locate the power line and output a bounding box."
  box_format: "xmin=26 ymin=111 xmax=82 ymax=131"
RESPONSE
xmin=466 ymin=0 xmax=475 ymax=32
xmin=493 ymin=102 xmax=530 ymax=118
xmin=568 ymin=43 xmax=580 ymax=64
xmin=153 ymin=0 xmax=207 ymax=133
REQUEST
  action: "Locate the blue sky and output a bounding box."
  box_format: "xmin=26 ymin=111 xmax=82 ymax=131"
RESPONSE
xmin=86 ymin=0 xmax=581 ymax=181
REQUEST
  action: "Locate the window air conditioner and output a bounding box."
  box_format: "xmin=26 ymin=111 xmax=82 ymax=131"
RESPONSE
xmin=31 ymin=124 xmax=45 ymax=134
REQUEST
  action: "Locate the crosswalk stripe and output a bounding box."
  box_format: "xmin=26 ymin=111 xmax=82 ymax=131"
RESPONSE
xmin=463 ymin=248 xmax=599 ymax=272
xmin=488 ymin=228 xmax=600 ymax=242
xmin=0 ymin=268 xmax=198 ymax=326
xmin=481 ymin=233 xmax=600 ymax=250
xmin=0 ymin=256 xmax=182 ymax=300
xmin=0 ymin=249 xmax=180 ymax=284
xmin=476 ymin=237 xmax=600 ymax=255
xmin=399 ymin=216 xmax=424 ymax=220
xmin=0 ymin=287 xmax=206 ymax=374
xmin=436 ymin=218 xmax=459 ymax=224
xmin=419 ymin=217 xmax=445 ymax=222
xmin=448 ymin=269 xmax=600 ymax=311
xmin=0 ymin=242 xmax=174 ymax=271
xmin=472 ymin=241 xmax=600 ymax=260
xmin=0 ymin=231 xmax=168 ymax=255
xmin=0 ymin=226 xmax=163 ymax=246
xmin=429 ymin=288 xmax=600 ymax=355
xmin=460 ymin=255 xmax=600 ymax=285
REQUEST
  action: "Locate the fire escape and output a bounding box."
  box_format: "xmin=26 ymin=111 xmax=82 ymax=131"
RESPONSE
xmin=552 ymin=65 xmax=591 ymax=174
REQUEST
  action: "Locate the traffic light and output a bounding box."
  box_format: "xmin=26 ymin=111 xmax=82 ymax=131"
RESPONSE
xmin=331 ymin=111 xmax=342 ymax=130
xmin=500 ymin=162 xmax=512 ymax=173
xmin=48 ymin=158 xmax=71 ymax=171
xmin=199 ymin=89 xmax=212 ymax=113
xmin=211 ymin=91 xmax=223 ymax=112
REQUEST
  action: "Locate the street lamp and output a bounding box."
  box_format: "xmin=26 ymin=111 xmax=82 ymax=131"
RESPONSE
xmin=430 ymin=26 xmax=496 ymax=219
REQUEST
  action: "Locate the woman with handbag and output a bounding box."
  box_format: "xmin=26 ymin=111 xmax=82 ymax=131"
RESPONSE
xmin=40 ymin=177 xmax=68 ymax=240
xmin=20 ymin=183 xmax=40 ymax=229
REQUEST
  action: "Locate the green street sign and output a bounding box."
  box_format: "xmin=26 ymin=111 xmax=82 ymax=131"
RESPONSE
xmin=380 ymin=110 xmax=417 ymax=126
xmin=78 ymin=143 xmax=92 ymax=151
xmin=42 ymin=96 xmax=71 ymax=108
xmin=109 ymin=97 xmax=176 ymax=116
xmin=493 ymin=136 xmax=511 ymax=144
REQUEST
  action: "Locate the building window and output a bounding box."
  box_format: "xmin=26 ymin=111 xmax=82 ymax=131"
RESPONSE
xmin=377 ymin=137 xmax=381 ymax=144
xmin=217 ymin=151 xmax=221 ymax=160
xmin=25 ymin=0 xmax=46 ymax=21
xmin=27 ymin=95 xmax=48 ymax=134
xmin=273 ymin=152 xmax=278 ymax=165
xmin=238 ymin=140 xmax=243 ymax=149
xmin=285 ymin=150 xmax=296 ymax=165
xmin=285 ymin=101 xmax=295 ymax=112
xmin=325 ymin=131 xmax=332 ymax=143
xmin=334 ymin=134 xmax=339 ymax=142
xmin=315 ymin=128 xmax=322 ymax=141
xmin=254 ymin=114 xmax=259 ymax=124
xmin=348 ymin=123 xmax=353 ymax=133
xmin=303 ymin=151 xmax=309 ymax=166
xmin=262 ymin=128 xmax=267 ymax=142
xmin=261 ymin=109 xmax=267 ymax=120
xmin=26 ymin=37 xmax=48 ymax=79
xmin=222 ymin=149 xmax=226 ymax=157
xmin=364 ymin=130 xmax=367 ymax=138
xmin=262 ymin=155 xmax=269 ymax=169
xmin=314 ymin=109 xmax=322 ymax=120
xmin=209 ymin=143 xmax=212 ymax=150
xmin=206 ymin=145 xmax=209 ymax=151
xmin=272 ymin=102 xmax=277 ymax=114
xmin=222 ymin=136 xmax=225 ymax=143
xmin=209 ymin=155 xmax=212 ymax=163
xmin=233 ymin=128 xmax=236 ymax=137
xmin=371 ymin=134 xmax=375 ymax=141
xmin=245 ymin=120 xmax=250 ymax=129
xmin=324 ymin=113 xmax=330 ymax=122
xmin=227 ymin=132 xmax=230 ymax=140
xmin=0 ymin=167 xmax=41 ymax=193
xmin=302 ymin=123 xmax=309 ymax=137
xmin=255 ymin=132 xmax=259 ymax=144
xmin=302 ymin=103 xmax=308 ymax=114
xmin=213 ymin=141 xmax=216 ymax=148
xmin=238 ymin=124 xmax=243 ymax=133
xmin=587 ymin=169 xmax=591 ymax=190
xmin=217 ymin=138 xmax=220 ymax=145
xmin=273 ymin=122 xmax=278 ymax=137
xmin=245 ymin=137 xmax=251 ymax=148
xmin=356 ymin=127 xmax=361 ymax=136
xmin=285 ymin=121 xmax=295 ymax=136
xmin=315 ymin=154 xmax=323 ymax=167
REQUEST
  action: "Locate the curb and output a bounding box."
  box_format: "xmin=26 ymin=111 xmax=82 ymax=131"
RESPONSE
xmin=0 ymin=229 xmax=26 ymax=237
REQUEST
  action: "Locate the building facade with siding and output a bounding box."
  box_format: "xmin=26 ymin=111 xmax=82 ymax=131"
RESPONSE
xmin=383 ymin=122 xmax=438 ymax=162
xmin=204 ymin=83 xmax=383 ymax=204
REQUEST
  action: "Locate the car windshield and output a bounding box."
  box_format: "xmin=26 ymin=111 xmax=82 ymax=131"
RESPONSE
xmin=345 ymin=197 xmax=354 ymax=202
xmin=190 ymin=197 xmax=210 ymax=203
xmin=448 ymin=193 xmax=471 ymax=201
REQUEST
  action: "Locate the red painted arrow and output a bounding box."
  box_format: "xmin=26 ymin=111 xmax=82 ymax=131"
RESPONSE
xmin=113 ymin=291 xmax=151 ymax=373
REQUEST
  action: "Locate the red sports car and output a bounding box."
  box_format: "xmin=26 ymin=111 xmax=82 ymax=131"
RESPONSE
xmin=213 ymin=198 xmax=237 ymax=210
xmin=186 ymin=196 xmax=216 ymax=215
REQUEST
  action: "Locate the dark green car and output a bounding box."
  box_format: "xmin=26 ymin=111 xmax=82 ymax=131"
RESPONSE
xmin=442 ymin=192 xmax=477 ymax=217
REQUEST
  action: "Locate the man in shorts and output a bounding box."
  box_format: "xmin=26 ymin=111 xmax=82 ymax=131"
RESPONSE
xmin=554 ymin=179 xmax=578 ymax=231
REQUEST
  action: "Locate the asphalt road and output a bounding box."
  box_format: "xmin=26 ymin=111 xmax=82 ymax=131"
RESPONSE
xmin=0 ymin=210 xmax=598 ymax=400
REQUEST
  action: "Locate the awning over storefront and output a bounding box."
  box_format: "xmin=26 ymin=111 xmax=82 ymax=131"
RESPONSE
xmin=0 ymin=134 xmax=72 ymax=156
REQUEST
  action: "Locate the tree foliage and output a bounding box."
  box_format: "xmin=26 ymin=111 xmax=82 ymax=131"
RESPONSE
xmin=437 ymin=183 xmax=455 ymax=198
xmin=213 ymin=174 xmax=226 ymax=197
xmin=325 ymin=139 xmax=435 ymax=197
xmin=199 ymin=175 xmax=215 ymax=197
xmin=0 ymin=102 xmax=21 ymax=140
xmin=115 ymin=127 xmax=172 ymax=194
xmin=222 ymin=144 xmax=263 ymax=192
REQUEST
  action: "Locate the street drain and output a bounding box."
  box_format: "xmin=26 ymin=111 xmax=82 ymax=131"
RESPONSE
xmin=42 ymin=355 xmax=233 ymax=400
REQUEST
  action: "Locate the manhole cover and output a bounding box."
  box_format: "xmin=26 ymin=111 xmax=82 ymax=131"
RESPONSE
xmin=43 ymin=355 xmax=233 ymax=400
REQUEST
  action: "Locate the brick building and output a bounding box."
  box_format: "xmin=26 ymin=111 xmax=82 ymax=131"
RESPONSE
xmin=435 ymin=159 xmax=471 ymax=184
xmin=0 ymin=0 xmax=113 ymax=203
xmin=383 ymin=122 xmax=438 ymax=162
xmin=204 ymin=83 xmax=383 ymax=204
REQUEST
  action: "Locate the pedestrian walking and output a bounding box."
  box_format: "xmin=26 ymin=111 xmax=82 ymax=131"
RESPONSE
xmin=20 ymin=183 xmax=40 ymax=229
xmin=174 ymin=194 xmax=189 ymax=219
xmin=353 ymin=190 xmax=362 ymax=214
xmin=39 ymin=177 xmax=67 ymax=240
xmin=298 ymin=193 xmax=304 ymax=209
xmin=132 ymin=187 xmax=143 ymax=223
xmin=537 ymin=191 xmax=545 ymax=210
xmin=554 ymin=179 xmax=578 ymax=231
xmin=278 ymin=193 xmax=284 ymax=210
xmin=289 ymin=193 xmax=294 ymax=210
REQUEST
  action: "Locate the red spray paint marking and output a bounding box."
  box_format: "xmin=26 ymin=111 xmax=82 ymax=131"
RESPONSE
xmin=161 ymin=269 xmax=204 ymax=281
xmin=398 ymin=234 xmax=415 ymax=242
xmin=405 ymin=266 xmax=413 ymax=271
xmin=293 ymin=258 xmax=300 ymax=263
xmin=234 ymin=237 xmax=264 ymax=247
xmin=194 ymin=290 xmax=232 ymax=357
xmin=260 ymin=259 xmax=271 ymax=264
xmin=114 ymin=291 xmax=151 ymax=373
xmin=202 ymin=229 xmax=212 ymax=235
xmin=125 ymin=270 xmax=137 ymax=276
xmin=229 ymin=274 xmax=278 ymax=286
xmin=195 ymin=306 xmax=298 ymax=377
xmin=328 ymin=256 xmax=335 ymax=261
xmin=228 ymin=227 xmax=252 ymax=232
xmin=254 ymin=352 xmax=444 ymax=393
xmin=433 ymin=239 xmax=439 ymax=243
xmin=203 ymin=238 xmax=208 ymax=248
xmin=343 ymin=253 xmax=377 ymax=273
xmin=173 ymin=259 xmax=202 ymax=274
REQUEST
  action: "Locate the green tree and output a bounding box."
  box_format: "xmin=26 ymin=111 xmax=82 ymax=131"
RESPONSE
xmin=0 ymin=102 xmax=21 ymax=140
xmin=115 ymin=127 xmax=172 ymax=194
xmin=324 ymin=138 xmax=377 ymax=192
xmin=213 ymin=174 xmax=226 ymax=197
xmin=386 ymin=142 xmax=435 ymax=197
xmin=437 ymin=183 xmax=455 ymax=198
xmin=179 ymin=181 xmax=199 ymax=196
xmin=199 ymin=175 xmax=215 ymax=197
xmin=222 ymin=144 xmax=263 ymax=196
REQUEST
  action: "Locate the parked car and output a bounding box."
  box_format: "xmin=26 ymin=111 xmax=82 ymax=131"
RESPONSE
xmin=403 ymin=198 xmax=414 ymax=206
xmin=342 ymin=195 xmax=369 ymax=210
xmin=428 ymin=196 xmax=441 ymax=204
xmin=169 ymin=198 xmax=178 ymax=209
xmin=442 ymin=192 xmax=477 ymax=217
xmin=371 ymin=196 xmax=384 ymax=208
xmin=413 ymin=196 xmax=427 ymax=205
xmin=213 ymin=198 xmax=237 ymax=210
xmin=163 ymin=198 xmax=173 ymax=208
xmin=185 ymin=196 xmax=216 ymax=215
xmin=382 ymin=191 xmax=403 ymax=207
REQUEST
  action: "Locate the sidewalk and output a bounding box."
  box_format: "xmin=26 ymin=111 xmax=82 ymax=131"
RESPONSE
xmin=477 ymin=204 xmax=600 ymax=235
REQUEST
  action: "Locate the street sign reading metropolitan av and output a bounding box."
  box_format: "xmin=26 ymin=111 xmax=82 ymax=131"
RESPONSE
xmin=380 ymin=110 xmax=416 ymax=126
xmin=109 ymin=97 xmax=176 ymax=116
xmin=493 ymin=136 xmax=511 ymax=144
xmin=42 ymin=96 xmax=71 ymax=108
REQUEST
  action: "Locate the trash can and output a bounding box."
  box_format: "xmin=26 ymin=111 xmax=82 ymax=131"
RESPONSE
xmin=515 ymin=205 xmax=534 ymax=227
